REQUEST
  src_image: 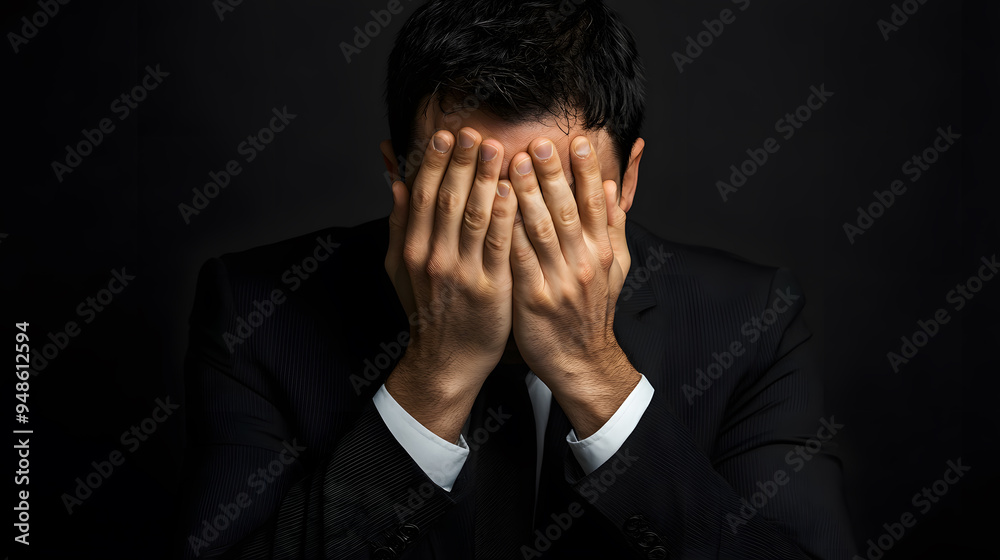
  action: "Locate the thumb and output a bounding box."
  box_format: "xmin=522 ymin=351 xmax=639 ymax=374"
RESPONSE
xmin=385 ymin=181 xmax=409 ymax=274
xmin=604 ymin=179 xmax=630 ymax=279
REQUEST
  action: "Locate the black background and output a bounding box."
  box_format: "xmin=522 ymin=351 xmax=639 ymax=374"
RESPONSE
xmin=4 ymin=0 xmax=997 ymax=558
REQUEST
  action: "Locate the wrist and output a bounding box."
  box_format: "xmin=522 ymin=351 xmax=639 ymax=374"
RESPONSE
xmin=549 ymin=349 xmax=641 ymax=439
xmin=384 ymin=353 xmax=487 ymax=442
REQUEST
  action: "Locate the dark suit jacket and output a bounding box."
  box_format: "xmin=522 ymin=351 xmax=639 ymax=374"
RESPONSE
xmin=177 ymin=216 xmax=855 ymax=559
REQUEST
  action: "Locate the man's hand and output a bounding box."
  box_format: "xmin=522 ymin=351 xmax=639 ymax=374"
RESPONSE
xmin=384 ymin=128 xmax=517 ymax=442
xmin=508 ymin=136 xmax=641 ymax=439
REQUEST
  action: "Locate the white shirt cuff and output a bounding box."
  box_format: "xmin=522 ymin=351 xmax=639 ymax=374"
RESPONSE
xmin=373 ymin=384 xmax=469 ymax=492
xmin=567 ymin=374 xmax=654 ymax=475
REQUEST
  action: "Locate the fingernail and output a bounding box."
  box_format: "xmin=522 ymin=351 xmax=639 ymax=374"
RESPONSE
xmin=480 ymin=143 xmax=498 ymax=162
xmin=533 ymin=140 xmax=553 ymax=160
xmin=459 ymin=130 xmax=475 ymax=149
xmin=515 ymin=157 xmax=533 ymax=176
xmin=497 ymin=181 xmax=510 ymax=198
xmin=574 ymin=138 xmax=591 ymax=158
xmin=433 ymin=133 xmax=450 ymax=153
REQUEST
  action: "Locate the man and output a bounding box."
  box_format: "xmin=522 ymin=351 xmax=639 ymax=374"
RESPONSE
xmin=178 ymin=0 xmax=854 ymax=558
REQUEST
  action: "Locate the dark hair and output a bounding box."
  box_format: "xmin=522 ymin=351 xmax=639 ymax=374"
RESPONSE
xmin=384 ymin=0 xmax=646 ymax=182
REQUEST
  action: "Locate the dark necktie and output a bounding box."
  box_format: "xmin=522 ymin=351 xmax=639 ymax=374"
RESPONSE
xmin=469 ymin=362 xmax=536 ymax=559
xmin=533 ymin=393 xmax=573 ymax=531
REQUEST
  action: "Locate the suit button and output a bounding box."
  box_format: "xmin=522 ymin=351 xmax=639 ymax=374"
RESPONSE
xmin=372 ymin=547 xmax=395 ymax=560
xmin=624 ymin=515 xmax=649 ymax=536
xmin=399 ymin=523 xmax=419 ymax=540
xmin=637 ymin=531 xmax=660 ymax=549
xmin=647 ymin=546 xmax=667 ymax=559
xmin=387 ymin=533 xmax=406 ymax=549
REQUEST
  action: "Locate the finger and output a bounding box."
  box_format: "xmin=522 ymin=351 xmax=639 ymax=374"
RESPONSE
xmin=604 ymin=179 xmax=631 ymax=277
xmin=510 ymin=207 xmax=545 ymax=294
xmin=527 ymin=137 xmax=587 ymax=265
xmin=482 ymin=180 xmax=518 ymax=278
xmin=406 ymin=130 xmax=454 ymax=263
xmin=460 ymin=140 xmax=504 ymax=263
xmin=386 ymin=180 xmax=409 ymax=273
xmin=431 ymin=128 xmax=482 ymax=257
xmin=509 ymin=152 xmax=564 ymax=269
xmin=569 ymin=136 xmax=609 ymax=242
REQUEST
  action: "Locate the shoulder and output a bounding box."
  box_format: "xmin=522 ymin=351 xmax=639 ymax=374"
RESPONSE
xmin=214 ymin=217 xmax=386 ymax=282
xmin=624 ymin=220 xmax=803 ymax=318
xmin=188 ymin=216 xmax=392 ymax=331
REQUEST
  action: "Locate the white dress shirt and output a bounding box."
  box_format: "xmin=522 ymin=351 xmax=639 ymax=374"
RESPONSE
xmin=373 ymin=372 xmax=654 ymax=493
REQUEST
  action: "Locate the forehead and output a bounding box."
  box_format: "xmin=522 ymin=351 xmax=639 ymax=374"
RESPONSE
xmin=413 ymin=96 xmax=619 ymax=181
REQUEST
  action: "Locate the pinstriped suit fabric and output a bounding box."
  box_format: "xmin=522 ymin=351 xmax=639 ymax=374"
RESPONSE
xmin=177 ymin=217 xmax=854 ymax=559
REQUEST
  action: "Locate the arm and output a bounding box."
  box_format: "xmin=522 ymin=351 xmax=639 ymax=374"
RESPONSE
xmin=177 ymin=258 xmax=463 ymax=559
xmin=565 ymin=271 xmax=854 ymax=559
xmin=506 ymin=135 xmax=853 ymax=558
xmin=180 ymin=126 xmax=520 ymax=558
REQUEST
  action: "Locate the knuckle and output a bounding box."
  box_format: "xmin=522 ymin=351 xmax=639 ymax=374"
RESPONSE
xmin=420 ymin=151 xmax=448 ymax=172
xmin=451 ymin=146 xmax=476 ymax=166
xmin=521 ymin=179 xmax=541 ymax=197
xmin=529 ymin=220 xmax=556 ymax=243
xmin=424 ymin=252 xmax=453 ymax=281
xmin=576 ymin=262 xmax=598 ymax=286
xmin=410 ymin=188 xmax=435 ymax=212
xmin=490 ymin=199 xmax=510 ymax=221
xmin=436 ymin=189 xmax=462 ymax=215
xmin=477 ymin=158 xmax=498 ymax=178
xmin=584 ymin=191 xmax=606 ymax=215
xmin=471 ymin=276 xmax=494 ymax=300
xmin=595 ymin=245 xmax=615 ymax=268
xmin=484 ymin=230 xmax=506 ymax=253
xmin=512 ymin=243 xmax=536 ymax=264
xmin=463 ymin=204 xmax=489 ymax=233
xmin=583 ymin=165 xmax=603 ymax=184
xmin=402 ymin=243 xmax=424 ymax=270
xmin=538 ymin=163 xmax=562 ymax=182
xmin=557 ymin=204 xmax=578 ymax=227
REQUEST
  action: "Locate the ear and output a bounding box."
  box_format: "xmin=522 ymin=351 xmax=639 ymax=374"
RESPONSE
xmin=618 ymin=137 xmax=644 ymax=213
xmin=380 ymin=139 xmax=401 ymax=183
